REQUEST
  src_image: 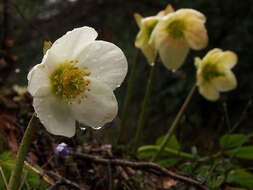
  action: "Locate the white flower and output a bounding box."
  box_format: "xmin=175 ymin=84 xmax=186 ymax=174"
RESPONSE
xmin=195 ymin=48 xmax=237 ymax=101
xmin=28 ymin=26 xmax=128 ymax=137
xmin=134 ymin=5 xmax=174 ymax=64
xmin=150 ymin=9 xmax=208 ymax=70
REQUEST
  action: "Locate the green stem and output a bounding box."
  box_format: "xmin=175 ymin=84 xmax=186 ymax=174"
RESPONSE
xmin=118 ymin=50 xmax=140 ymax=143
xmin=132 ymin=61 xmax=158 ymax=152
xmin=151 ymin=84 xmax=197 ymax=162
xmin=222 ymin=102 xmax=231 ymax=131
xmin=8 ymin=113 xmax=39 ymax=190
xmin=138 ymin=145 xmax=195 ymax=160
xmin=231 ymin=100 xmax=252 ymax=133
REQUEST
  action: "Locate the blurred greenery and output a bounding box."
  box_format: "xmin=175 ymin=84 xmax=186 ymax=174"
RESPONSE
xmin=0 ymin=152 xmax=49 ymax=189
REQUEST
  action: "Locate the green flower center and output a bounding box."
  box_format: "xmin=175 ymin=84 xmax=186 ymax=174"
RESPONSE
xmin=50 ymin=60 xmax=90 ymax=104
xmin=202 ymin=62 xmax=224 ymax=82
xmin=167 ymin=20 xmax=184 ymax=39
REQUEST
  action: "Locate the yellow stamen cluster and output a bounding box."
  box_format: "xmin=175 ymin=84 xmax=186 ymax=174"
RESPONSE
xmin=50 ymin=60 xmax=90 ymax=104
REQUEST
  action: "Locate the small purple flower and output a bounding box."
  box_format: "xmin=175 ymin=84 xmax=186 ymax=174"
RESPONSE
xmin=55 ymin=142 xmax=69 ymax=159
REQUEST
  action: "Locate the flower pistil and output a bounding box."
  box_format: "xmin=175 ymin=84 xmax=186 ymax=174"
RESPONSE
xmin=167 ymin=20 xmax=185 ymax=39
xmin=50 ymin=61 xmax=90 ymax=104
xmin=202 ymin=62 xmax=224 ymax=82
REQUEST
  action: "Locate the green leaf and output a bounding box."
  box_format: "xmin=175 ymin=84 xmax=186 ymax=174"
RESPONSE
xmin=207 ymin=175 xmax=225 ymax=189
xmin=156 ymin=135 xmax=180 ymax=150
xmin=226 ymin=169 xmax=253 ymax=188
xmin=197 ymin=165 xmax=211 ymax=177
xmin=227 ymin=146 xmax=253 ymax=160
xmin=180 ymin=162 xmax=194 ymax=175
xmin=157 ymin=159 xmax=178 ymax=168
xmin=0 ymin=152 xmax=50 ymax=189
xmin=220 ymin=134 xmax=248 ymax=149
xmin=0 ymin=152 xmax=15 ymax=169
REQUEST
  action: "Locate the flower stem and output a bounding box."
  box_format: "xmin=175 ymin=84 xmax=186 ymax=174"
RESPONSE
xmin=8 ymin=113 xmax=39 ymax=190
xmin=132 ymin=61 xmax=158 ymax=152
xmin=151 ymin=84 xmax=197 ymax=162
xmin=222 ymin=102 xmax=231 ymax=131
xmin=230 ymin=100 xmax=252 ymax=133
xmin=118 ymin=50 xmax=140 ymax=144
xmin=138 ymin=145 xmax=195 ymax=160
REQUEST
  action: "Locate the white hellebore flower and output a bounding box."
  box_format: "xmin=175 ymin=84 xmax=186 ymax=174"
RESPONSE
xmin=195 ymin=48 xmax=238 ymax=101
xmin=27 ymin=26 xmax=128 ymax=137
xmin=150 ymin=9 xmax=208 ymax=71
xmin=134 ymin=4 xmax=174 ymax=64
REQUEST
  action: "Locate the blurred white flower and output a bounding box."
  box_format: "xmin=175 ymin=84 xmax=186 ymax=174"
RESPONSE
xmin=28 ymin=26 xmax=128 ymax=137
xmin=13 ymin=85 xmax=28 ymax=102
xmin=150 ymin=9 xmax=208 ymax=70
xmin=134 ymin=5 xmax=174 ymax=64
xmin=195 ymin=48 xmax=237 ymax=101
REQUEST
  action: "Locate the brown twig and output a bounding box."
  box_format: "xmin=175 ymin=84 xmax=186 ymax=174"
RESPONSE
xmin=46 ymin=178 xmax=83 ymax=190
xmin=71 ymin=152 xmax=209 ymax=190
xmin=46 ymin=171 xmax=86 ymax=190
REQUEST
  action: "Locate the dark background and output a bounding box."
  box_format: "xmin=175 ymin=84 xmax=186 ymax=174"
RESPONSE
xmin=1 ymin=0 xmax=253 ymax=149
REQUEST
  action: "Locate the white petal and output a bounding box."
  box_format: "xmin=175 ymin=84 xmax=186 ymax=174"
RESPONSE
xmin=27 ymin=64 xmax=51 ymax=97
xmin=27 ymin=63 xmax=43 ymax=81
xmin=194 ymin=57 xmax=202 ymax=68
xmin=45 ymin=26 xmax=98 ymax=72
xmin=157 ymin=4 xmax=174 ymax=16
xmin=139 ymin=43 xmax=157 ymax=64
xmin=212 ymin=70 xmax=237 ymax=92
xmin=70 ymin=77 xmax=118 ymax=129
xmin=76 ymin=41 xmax=128 ymax=90
xmin=149 ymin=13 xmax=175 ymax=49
xmin=135 ymin=29 xmax=147 ymax=48
xmin=177 ymin=9 xmax=206 ymax=22
xmin=198 ymin=83 xmax=220 ymax=101
xmin=184 ymin=18 xmax=208 ymax=50
xmin=33 ymin=95 xmax=76 ymax=137
xmin=134 ymin=13 xmax=142 ymax=28
xmin=217 ymin=51 xmax=238 ymax=70
xmin=135 ymin=17 xmax=159 ymax=64
xmin=203 ymin=49 xmax=238 ymax=70
xmin=53 ymin=26 xmax=98 ymax=58
xmin=41 ymin=49 xmax=63 ymax=73
xmin=157 ymin=36 xmax=189 ymax=70
xmin=203 ymin=48 xmax=222 ymax=60
xmin=135 ymin=29 xmax=157 ymax=63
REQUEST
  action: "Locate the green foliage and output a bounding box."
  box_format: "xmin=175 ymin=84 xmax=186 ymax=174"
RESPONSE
xmin=0 ymin=152 xmax=15 ymax=189
xmin=137 ymin=135 xmax=194 ymax=162
xmin=0 ymin=152 xmax=49 ymax=190
xmin=220 ymin=134 xmax=248 ymax=149
xmin=207 ymin=174 xmax=225 ymax=189
xmin=157 ymin=159 xmax=179 ymax=168
xmin=227 ymin=146 xmax=253 ymax=160
xmin=156 ymin=135 xmax=181 ymax=150
xmin=226 ymin=169 xmax=253 ymax=188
